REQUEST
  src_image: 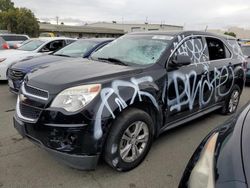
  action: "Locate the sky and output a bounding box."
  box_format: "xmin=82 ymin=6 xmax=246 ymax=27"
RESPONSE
xmin=11 ymin=0 xmax=250 ymax=30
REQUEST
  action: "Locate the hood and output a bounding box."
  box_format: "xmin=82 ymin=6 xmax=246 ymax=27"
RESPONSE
xmin=11 ymin=55 xmax=69 ymax=72
xmin=27 ymin=59 xmax=143 ymax=94
xmin=0 ymin=49 xmax=31 ymax=57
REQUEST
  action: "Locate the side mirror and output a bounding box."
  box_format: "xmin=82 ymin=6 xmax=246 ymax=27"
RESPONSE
xmin=171 ymin=55 xmax=192 ymax=67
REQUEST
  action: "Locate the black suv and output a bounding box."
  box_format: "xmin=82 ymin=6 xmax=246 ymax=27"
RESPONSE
xmin=14 ymin=31 xmax=245 ymax=171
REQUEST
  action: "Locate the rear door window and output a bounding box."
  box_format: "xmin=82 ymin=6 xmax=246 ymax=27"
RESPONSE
xmin=206 ymin=37 xmax=231 ymax=60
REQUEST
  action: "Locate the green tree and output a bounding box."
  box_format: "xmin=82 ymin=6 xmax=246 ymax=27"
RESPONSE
xmin=0 ymin=1 xmax=39 ymax=37
xmin=16 ymin=8 xmax=39 ymax=37
xmin=224 ymin=32 xmax=237 ymax=38
xmin=0 ymin=0 xmax=14 ymax=11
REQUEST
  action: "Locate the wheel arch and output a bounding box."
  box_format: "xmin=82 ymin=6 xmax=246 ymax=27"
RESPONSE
xmin=234 ymin=65 xmax=245 ymax=92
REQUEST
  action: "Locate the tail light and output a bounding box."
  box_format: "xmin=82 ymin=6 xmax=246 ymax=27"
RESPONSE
xmin=2 ymin=43 xmax=9 ymax=49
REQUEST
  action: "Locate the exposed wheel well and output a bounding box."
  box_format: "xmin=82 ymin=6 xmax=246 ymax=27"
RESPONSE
xmin=234 ymin=71 xmax=245 ymax=93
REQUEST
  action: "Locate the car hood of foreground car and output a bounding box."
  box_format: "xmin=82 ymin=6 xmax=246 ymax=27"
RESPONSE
xmin=10 ymin=54 xmax=69 ymax=72
xmin=27 ymin=59 xmax=143 ymax=94
xmin=179 ymin=102 xmax=250 ymax=188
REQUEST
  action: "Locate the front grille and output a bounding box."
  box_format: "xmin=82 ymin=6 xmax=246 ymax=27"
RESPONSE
xmin=16 ymin=83 xmax=49 ymax=122
xmin=19 ymin=102 xmax=42 ymax=120
xmin=24 ymin=84 xmax=49 ymax=100
xmin=8 ymin=69 xmax=25 ymax=80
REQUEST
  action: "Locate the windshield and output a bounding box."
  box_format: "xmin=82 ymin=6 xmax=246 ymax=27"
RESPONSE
xmin=18 ymin=40 xmax=46 ymax=51
xmin=54 ymin=40 xmax=98 ymax=57
xmin=91 ymin=34 xmax=171 ymax=66
xmin=241 ymin=46 xmax=250 ymax=56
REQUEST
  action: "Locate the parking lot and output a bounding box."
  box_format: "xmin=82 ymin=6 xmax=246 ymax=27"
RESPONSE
xmin=0 ymin=81 xmax=248 ymax=188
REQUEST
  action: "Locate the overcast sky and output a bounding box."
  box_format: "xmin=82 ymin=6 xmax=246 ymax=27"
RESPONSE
xmin=11 ymin=0 xmax=250 ymax=29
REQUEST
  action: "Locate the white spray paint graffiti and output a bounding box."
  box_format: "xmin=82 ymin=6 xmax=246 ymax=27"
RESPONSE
xmin=166 ymin=35 xmax=236 ymax=112
xmin=172 ymin=35 xmax=209 ymax=65
xmin=168 ymin=66 xmax=235 ymax=112
xmin=94 ymin=76 xmax=159 ymax=139
xmin=227 ymin=39 xmax=245 ymax=62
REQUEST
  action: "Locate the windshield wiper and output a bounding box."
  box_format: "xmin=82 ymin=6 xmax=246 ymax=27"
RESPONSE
xmin=97 ymin=57 xmax=128 ymax=66
xmin=53 ymin=54 xmax=71 ymax=57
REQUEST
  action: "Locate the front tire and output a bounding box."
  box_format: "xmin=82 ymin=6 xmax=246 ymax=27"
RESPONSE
xmin=104 ymin=108 xmax=154 ymax=172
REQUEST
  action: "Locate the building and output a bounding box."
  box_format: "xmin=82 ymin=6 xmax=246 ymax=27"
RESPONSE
xmin=209 ymin=27 xmax=250 ymax=39
xmin=228 ymin=27 xmax=250 ymax=39
xmin=86 ymin=22 xmax=183 ymax=33
xmin=39 ymin=23 xmax=125 ymax=38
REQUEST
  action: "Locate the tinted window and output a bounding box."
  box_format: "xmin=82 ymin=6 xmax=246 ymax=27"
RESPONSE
xmin=54 ymin=40 xmax=98 ymax=57
xmin=1 ymin=35 xmax=28 ymax=41
xmin=206 ymin=37 xmax=229 ymax=60
xmin=92 ymin=34 xmax=171 ymax=66
xmin=18 ymin=40 xmax=45 ymax=51
xmin=173 ymin=37 xmax=208 ymax=64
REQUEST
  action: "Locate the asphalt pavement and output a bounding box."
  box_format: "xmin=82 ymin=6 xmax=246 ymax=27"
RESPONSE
xmin=0 ymin=81 xmax=249 ymax=188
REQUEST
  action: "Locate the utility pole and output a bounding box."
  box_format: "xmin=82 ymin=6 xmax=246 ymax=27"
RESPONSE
xmin=56 ymin=16 xmax=59 ymax=36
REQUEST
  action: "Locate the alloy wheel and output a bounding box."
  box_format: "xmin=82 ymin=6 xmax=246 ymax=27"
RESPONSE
xmin=119 ymin=121 xmax=149 ymax=163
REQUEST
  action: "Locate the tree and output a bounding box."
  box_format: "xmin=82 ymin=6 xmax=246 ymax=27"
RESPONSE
xmin=0 ymin=0 xmax=14 ymax=11
xmin=0 ymin=1 xmax=39 ymax=37
xmin=224 ymin=32 xmax=237 ymax=38
xmin=16 ymin=8 xmax=40 ymax=37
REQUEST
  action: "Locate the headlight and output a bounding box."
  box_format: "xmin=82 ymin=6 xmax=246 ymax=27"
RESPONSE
xmin=188 ymin=133 xmax=219 ymax=188
xmin=51 ymin=84 xmax=101 ymax=112
xmin=0 ymin=58 xmax=6 ymax=63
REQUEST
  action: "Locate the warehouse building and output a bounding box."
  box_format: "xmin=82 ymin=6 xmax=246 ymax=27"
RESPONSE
xmin=86 ymin=22 xmax=183 ymax=33
xmin=39 ymin=22 xmax=183 ymax=38
xmin=209 ymin=27 xmax=250 ymax=39
xmin=39 ymin=23 xmax=125 ymax=38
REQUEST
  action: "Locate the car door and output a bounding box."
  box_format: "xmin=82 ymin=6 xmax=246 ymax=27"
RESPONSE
xmin=205 ymin=37 xmax=234 ymax=105
xmin=165 ymin=35 xmax=210 ymax=124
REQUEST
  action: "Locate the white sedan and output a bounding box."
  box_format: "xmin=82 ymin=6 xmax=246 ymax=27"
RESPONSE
xmin=0 ymin=37 xmax=75 ymax=80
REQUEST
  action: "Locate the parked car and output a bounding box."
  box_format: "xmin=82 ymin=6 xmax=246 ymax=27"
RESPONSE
xmin=7 ymin=38 xmax=113 ymax=93
xmin=14 ymin=31 xmax=245 ymax=171
xmin=39 ymin=32 xmax=56 ymax=38
xmin=241 ymin=45 xmax=250 ymax=83
xmin=0 ymin=36 xmax=9 ymax=50
xmin=179 ymin=102 xmax=250 ymax=188
xmin=0 ymin=34 xmax=30 ymax=49
xmin=0 ymin=37 xmax=75 ymax=80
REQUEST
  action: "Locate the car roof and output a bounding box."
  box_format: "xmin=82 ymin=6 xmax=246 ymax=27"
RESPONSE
xmin=78 ymin=38 xmax=114 ymax=42
xmin=0 ymin=34 xmax=29 ymax=37
xmin=31 ymin=37 xmax=76 ymax=42
xmin=129 ymin=30 xmax=236 ymax=40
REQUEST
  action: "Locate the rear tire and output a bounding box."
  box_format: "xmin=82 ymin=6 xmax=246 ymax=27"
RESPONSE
xmin=104 ymin=108 xmax=154 ymax=172
xmin=220 ymin=85 xmax=241 ymax=115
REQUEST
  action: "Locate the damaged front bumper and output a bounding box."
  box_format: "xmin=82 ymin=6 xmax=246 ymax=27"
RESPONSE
xmin=13 ymin=115 xmax=100 ymax=170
